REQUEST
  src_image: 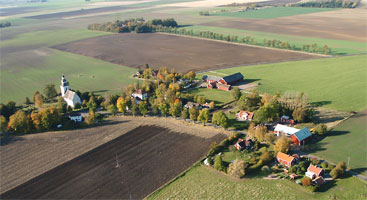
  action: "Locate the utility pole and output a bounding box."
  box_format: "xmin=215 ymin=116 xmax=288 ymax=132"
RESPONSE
xmin=347 ymin=156 xmax=350 ymax=168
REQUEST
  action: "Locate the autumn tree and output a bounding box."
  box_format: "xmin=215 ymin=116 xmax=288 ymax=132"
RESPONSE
xmin=237 ymin=90 xmax=261 ymax=111
xmin=131 ymin=103 xmax=139 ymax=116
xmin=39 ymin=107 xmax=61 ymax=130
xmin=228 ymin=159 xmax=248 ymax=178
xmin=230 ymin=87 xmax=241 ymax=101
xmin=185 ymin=71 xmax=196 ymax=81
xmin=265 ymin=132 xmax=276 ymax=145
xmin=0 ymin=115 xmax=7 ymax=133
xmin=87 ymin=96 xmax=97 ymax=112
xmin=302 ymin=177 xmax=312 ymax=186
xmin=8 ymin=110 xmax=30 ymax=134
xmin=293 ymin=107 xmax=313 ymax=122
xmin=116 ymin=97 xmax=127 ymax=114
xmin=197 ymin=108 xmax=210 ymax=125
xmin=181 ymin=108 xmax=189 ymax=119
xmin=313 ymin=123 xmax=328 ymax=135
xmin=169 ymin=101 xmax=182 ymax=117
xmin=43 ymin=83 xmax=57 ymax=100
xmin=209 ymin=101 xmax=215 ymax=110
xmin=34 ymin=91 xmax=44 ymax=108
xmin=274 ymin=136 xmax=291 ymax=153
xmin=247 ymin=122 xmax=256 ymax=139
xmin=85 ymin=110 xmax=96 ymax=125
xmin=159 ymin=103 xmax=169 ymax=116
xmin=139 ymin=101 xmax=148 ymax=116
xmin=255 ymin=124 xmax=267 ymax=142
xmin=108 ymin=104 xmax=118 ymax=116
xmin=31 ymin=111 xmax=42 ymax=131
xmin=189 ymin=106 xmax=199 ymax=121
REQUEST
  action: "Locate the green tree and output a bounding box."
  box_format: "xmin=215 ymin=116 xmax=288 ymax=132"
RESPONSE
xmin=293 ymin=107 xmax=313 ymax=122
xmin=40 ymin=107 xmax=61 ymax=130
xmin=254 ymin=101 xmax=279 ymax=123
xmin=214 ymin=155 xmax=226 ymax=172
xmin=181 ymin=108 xmax=189 ymax=119
xmin=87 ymin=96 xmax=97 ymax=112
xmin=43 ymin=83 xmax=57 ymax=100
xmin=237 ymin=90 xmax=261 ymax=111
xmin=230 ymin=87 xmax=241 ymax=101
xmin=139 ymin=101 xmax=149 ymax=116
xmin=0 ymin=115 xmax=8 ymax=133
xmin=189 ymin=106 xmax=199 ymax=121
xmin=131 ymin=103 xmax=139 ymax=116
xmin=314 ymin=123 xmax=328 ymax=135
xmin=108 ymin=104 xmax=118 ymax=116
xmin=212 ymin=111 xmax=229 ymax=129
xmin=197 ymin=108 xmax=210 ymax=125
xmin=169 ymin=102 xmax=182 ymax=117
xmin=159 ymin=103 xmax=169 ymax=116
xmin=255 ymin=124 xmax=267 ymax=142
xmin=57 ymin=97 xmax=67 ymax=114
xmin=24 ymin=97 xmax=31 ymax=105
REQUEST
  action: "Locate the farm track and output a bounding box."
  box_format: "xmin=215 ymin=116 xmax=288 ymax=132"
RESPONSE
xmin=1 ymin=125 xmax=225 ymax=199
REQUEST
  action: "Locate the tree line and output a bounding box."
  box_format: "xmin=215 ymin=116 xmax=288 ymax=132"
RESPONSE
xmin=157 ymin=28 xmax=332 ymax=55
xmin=290 ymin=0 xmax=360 ymax=8
xmin=0 ymin=21 xmax=11 ymax=28
xmin=87 ymin=18 xmax=178 ymax=33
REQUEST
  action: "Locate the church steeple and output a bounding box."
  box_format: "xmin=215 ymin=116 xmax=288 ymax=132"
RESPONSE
xmin=60 ymin=74 xmax=70 ymax=97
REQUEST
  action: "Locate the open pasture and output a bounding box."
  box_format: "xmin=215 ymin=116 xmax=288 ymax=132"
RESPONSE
xmin=202 ymin=8 xmax=366 ymax=43
xmin=201 ymin=55 xmax=367 ymax=111
xmin=0 ymin=116 xmax=226 ymax=197
xmin=149 ymin=165 xmax=367 ymax=200
xmin=305 ymin=111 xmax=367 ymax=173
xmin=53 ymin=32 xmax=320 ymax=73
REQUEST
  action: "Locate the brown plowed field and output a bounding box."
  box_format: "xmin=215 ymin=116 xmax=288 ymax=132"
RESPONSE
xmin=201 ymin=9 xmax=366 ymax=42
xmin=1 ymin=125 xmax=225 ymax=199
xmin=52 ymin=33 xmax=320 ymax=73
xmin=0 ymin=116 xmax=227 ymax=198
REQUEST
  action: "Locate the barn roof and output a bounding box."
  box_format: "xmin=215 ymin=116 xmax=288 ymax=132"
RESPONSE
xmin=274 ymin=124 xmax=300 ymax=135
xmin=222 ymin=72 xmax=244 ymax=83
xmin=293 ymin=128 xmax=312 ymax=141
xmin=206 ymin=75 xmax=222 ymax=82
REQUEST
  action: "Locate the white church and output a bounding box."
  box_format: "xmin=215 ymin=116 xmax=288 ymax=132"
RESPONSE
xmin=60 ymin=75 xmax=81 ymax=107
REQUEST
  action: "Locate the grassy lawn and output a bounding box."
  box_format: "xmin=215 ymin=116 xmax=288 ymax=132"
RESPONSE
xmin=149 ymin=165 xmax=367 ymax=200
xmin=186 ymin=88 xmax=233 ymax=106
xmin=200 ymin=55 xmax=367 ymax=111
xmin=0 ymin=48 xmax=137 ymax=103
xmin=304 ymin=112 xmax=367 ymax=173
xmin=213 ymin=7 xmax=337 ymax=19
xmin=0 ymin=29 xmax=112 ymax=48
xmin=181 ymin=26 xmax=366 ymax=55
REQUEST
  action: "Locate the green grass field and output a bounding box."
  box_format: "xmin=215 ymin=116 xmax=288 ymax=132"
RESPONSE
xmin=181 ymin=26 xmax=366 ymax=55
xmin=199 ymin=55 xmax=366 ymax=111
xmin=0 ymin=29 xmax=112 ymax=48
xmin=0 ymin=48 xmax=137 ymax=103
xmin=149 ymin=165 xmax=367 ymax=200
xmin=186 ymin=88 xmax=233 ymax=106
xmin=213 ymin=7 xmax=336 ymax=19
xmin=305 ymin=112 xmax=367 ymax=172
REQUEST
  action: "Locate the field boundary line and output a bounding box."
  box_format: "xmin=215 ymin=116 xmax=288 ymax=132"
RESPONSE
xmin=157 ymin=32 xmax=332 ymax=58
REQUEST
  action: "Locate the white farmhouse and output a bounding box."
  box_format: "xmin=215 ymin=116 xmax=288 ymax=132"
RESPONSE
xmin=132 ymin=89 xmax=148 ymax=100
xmin=60 ymin=75 xmax=81 ymax=108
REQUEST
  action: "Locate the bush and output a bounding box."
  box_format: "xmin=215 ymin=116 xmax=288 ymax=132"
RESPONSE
xmin=302 ymin=177 xmax=312 ymax=186
xmin=229 ymin=145 xmax=237 ymax=152
xmin=214 ymin=155 xmax=226 ymax=172
xmin=314 ymin=123 xmax=328 ymax=135
xmin=260 ymin=151 xmax=273 ymax=164
xmin=228 ymin=159 xmax=248 ymax=178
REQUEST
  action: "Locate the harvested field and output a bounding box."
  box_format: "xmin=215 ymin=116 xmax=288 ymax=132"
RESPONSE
xmin=53 ymin=33 xmax=321 ymax=73
xmin=1 ymin=125 xmax=225 ymax=199
xmin=201 ymin=8 xmax=367 ymax=42
xmin=25 ymin=6 xmax=133 ymax=19
xmin=0 ymin=6 xmax=40 ymax=17
xmin=0 ymin=116 xmax=227 ymax=195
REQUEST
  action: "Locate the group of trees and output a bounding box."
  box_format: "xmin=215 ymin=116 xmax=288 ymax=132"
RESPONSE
xmin=291 ymin=0 xmax=360 ymax=8
xmin=0 ymin=21 xmax=11 ymax=28
xmin=87 ymin=18 xmax=178 ymax=33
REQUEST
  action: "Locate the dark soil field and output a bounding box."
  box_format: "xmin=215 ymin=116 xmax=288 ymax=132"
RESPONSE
xmin=201 ymin=8 xmax=366 ymax=42
xmin=1 ymin=125 xmax=225 ymax=199
xmin=53 ymin=33 xmax=320 ymax=73
xmin=0 ymin=6 xmax=40 ymax=17
xmin=25 ymin=6 xmax=132 ymax=19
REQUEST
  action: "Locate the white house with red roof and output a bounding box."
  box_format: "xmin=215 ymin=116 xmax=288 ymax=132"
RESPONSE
xmin=236 ymin=111 xmax=254 ymax=121
xmin=132 ymin=89 xmax=148 ymax=100
xmin=306 ymin=164 xmax=325 ymax=179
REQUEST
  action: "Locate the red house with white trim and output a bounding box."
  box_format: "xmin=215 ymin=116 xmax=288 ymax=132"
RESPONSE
xmin=276 ymin=152 xmax=299 ymax=168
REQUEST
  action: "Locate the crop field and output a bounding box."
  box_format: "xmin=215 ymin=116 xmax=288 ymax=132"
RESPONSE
xmin=200 ymin=55 xmax=367 ymax=111
xmin=0 ymin=48 xmax=137 ymax=103
xmin=304 ymin=112 xmax=367 ymax=173
xmin=0 ymin=116 xmax=227 ymax=196
xmin=212 ymin=7 xmax=336 ymax=19
xmin=202 ymin=8 xmax=366 ymax=43
xmin=53 ymin=32 xmax=320 ymax=73
xmin=182 ymin=26 xmax=366 ymax=55
xmin=149 ymin=165 xmax=367 ymax=200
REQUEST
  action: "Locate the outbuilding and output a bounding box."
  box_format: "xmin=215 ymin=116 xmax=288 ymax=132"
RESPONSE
xmin=290 ymin=128 xmax=312 ymax=146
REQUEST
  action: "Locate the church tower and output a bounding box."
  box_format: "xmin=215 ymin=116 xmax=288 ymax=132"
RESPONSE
xmin=60 ymin=75 xmax=69 ymax=97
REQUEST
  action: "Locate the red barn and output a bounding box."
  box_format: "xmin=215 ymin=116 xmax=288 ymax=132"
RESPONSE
xmin=290 ymin=128 xmax=312 ymax=146
xmin=219 ymin=72 xmax=244 ymax=85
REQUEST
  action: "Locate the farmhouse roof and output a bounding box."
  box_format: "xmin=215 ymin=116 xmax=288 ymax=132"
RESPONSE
xmin=276 ymin=152 xmax=295 ymax=163
xmin=222 ymin=72 xmax=244 ymax=84
xmin=217 ymin=83 xmax=231 ymax=89
xmin=133 ymin=89 xmax=146 ymax=95
xmin=274 ymin=124 xmax=300 ymax=135
xmin=293 ymin=128 xmax=312 ymax=141
xmin=64 ymin=90 xmax=77 ymax=101
xmin=237 ymin=111 xmax=254 ymax=120
xmin=206 ymin=75 xmax=222 ymax=82
xmin=307 ymin=164 xmax=323 ymax=176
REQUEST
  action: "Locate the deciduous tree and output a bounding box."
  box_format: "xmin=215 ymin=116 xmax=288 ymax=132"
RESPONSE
xmin=197 ymin=108 xmax=210 ymax=125
xmin=43 ymin=83 xmax=57 ymax=100
xmin=230 ymin=87 xmax=241 ymax=101
xmin=189 ymin=106 xmax=199 ymax=121
xmin=274 ymin=136 xmax=291 ymax=153
xmin=8 ymin=110 xmax=30 ymax=134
